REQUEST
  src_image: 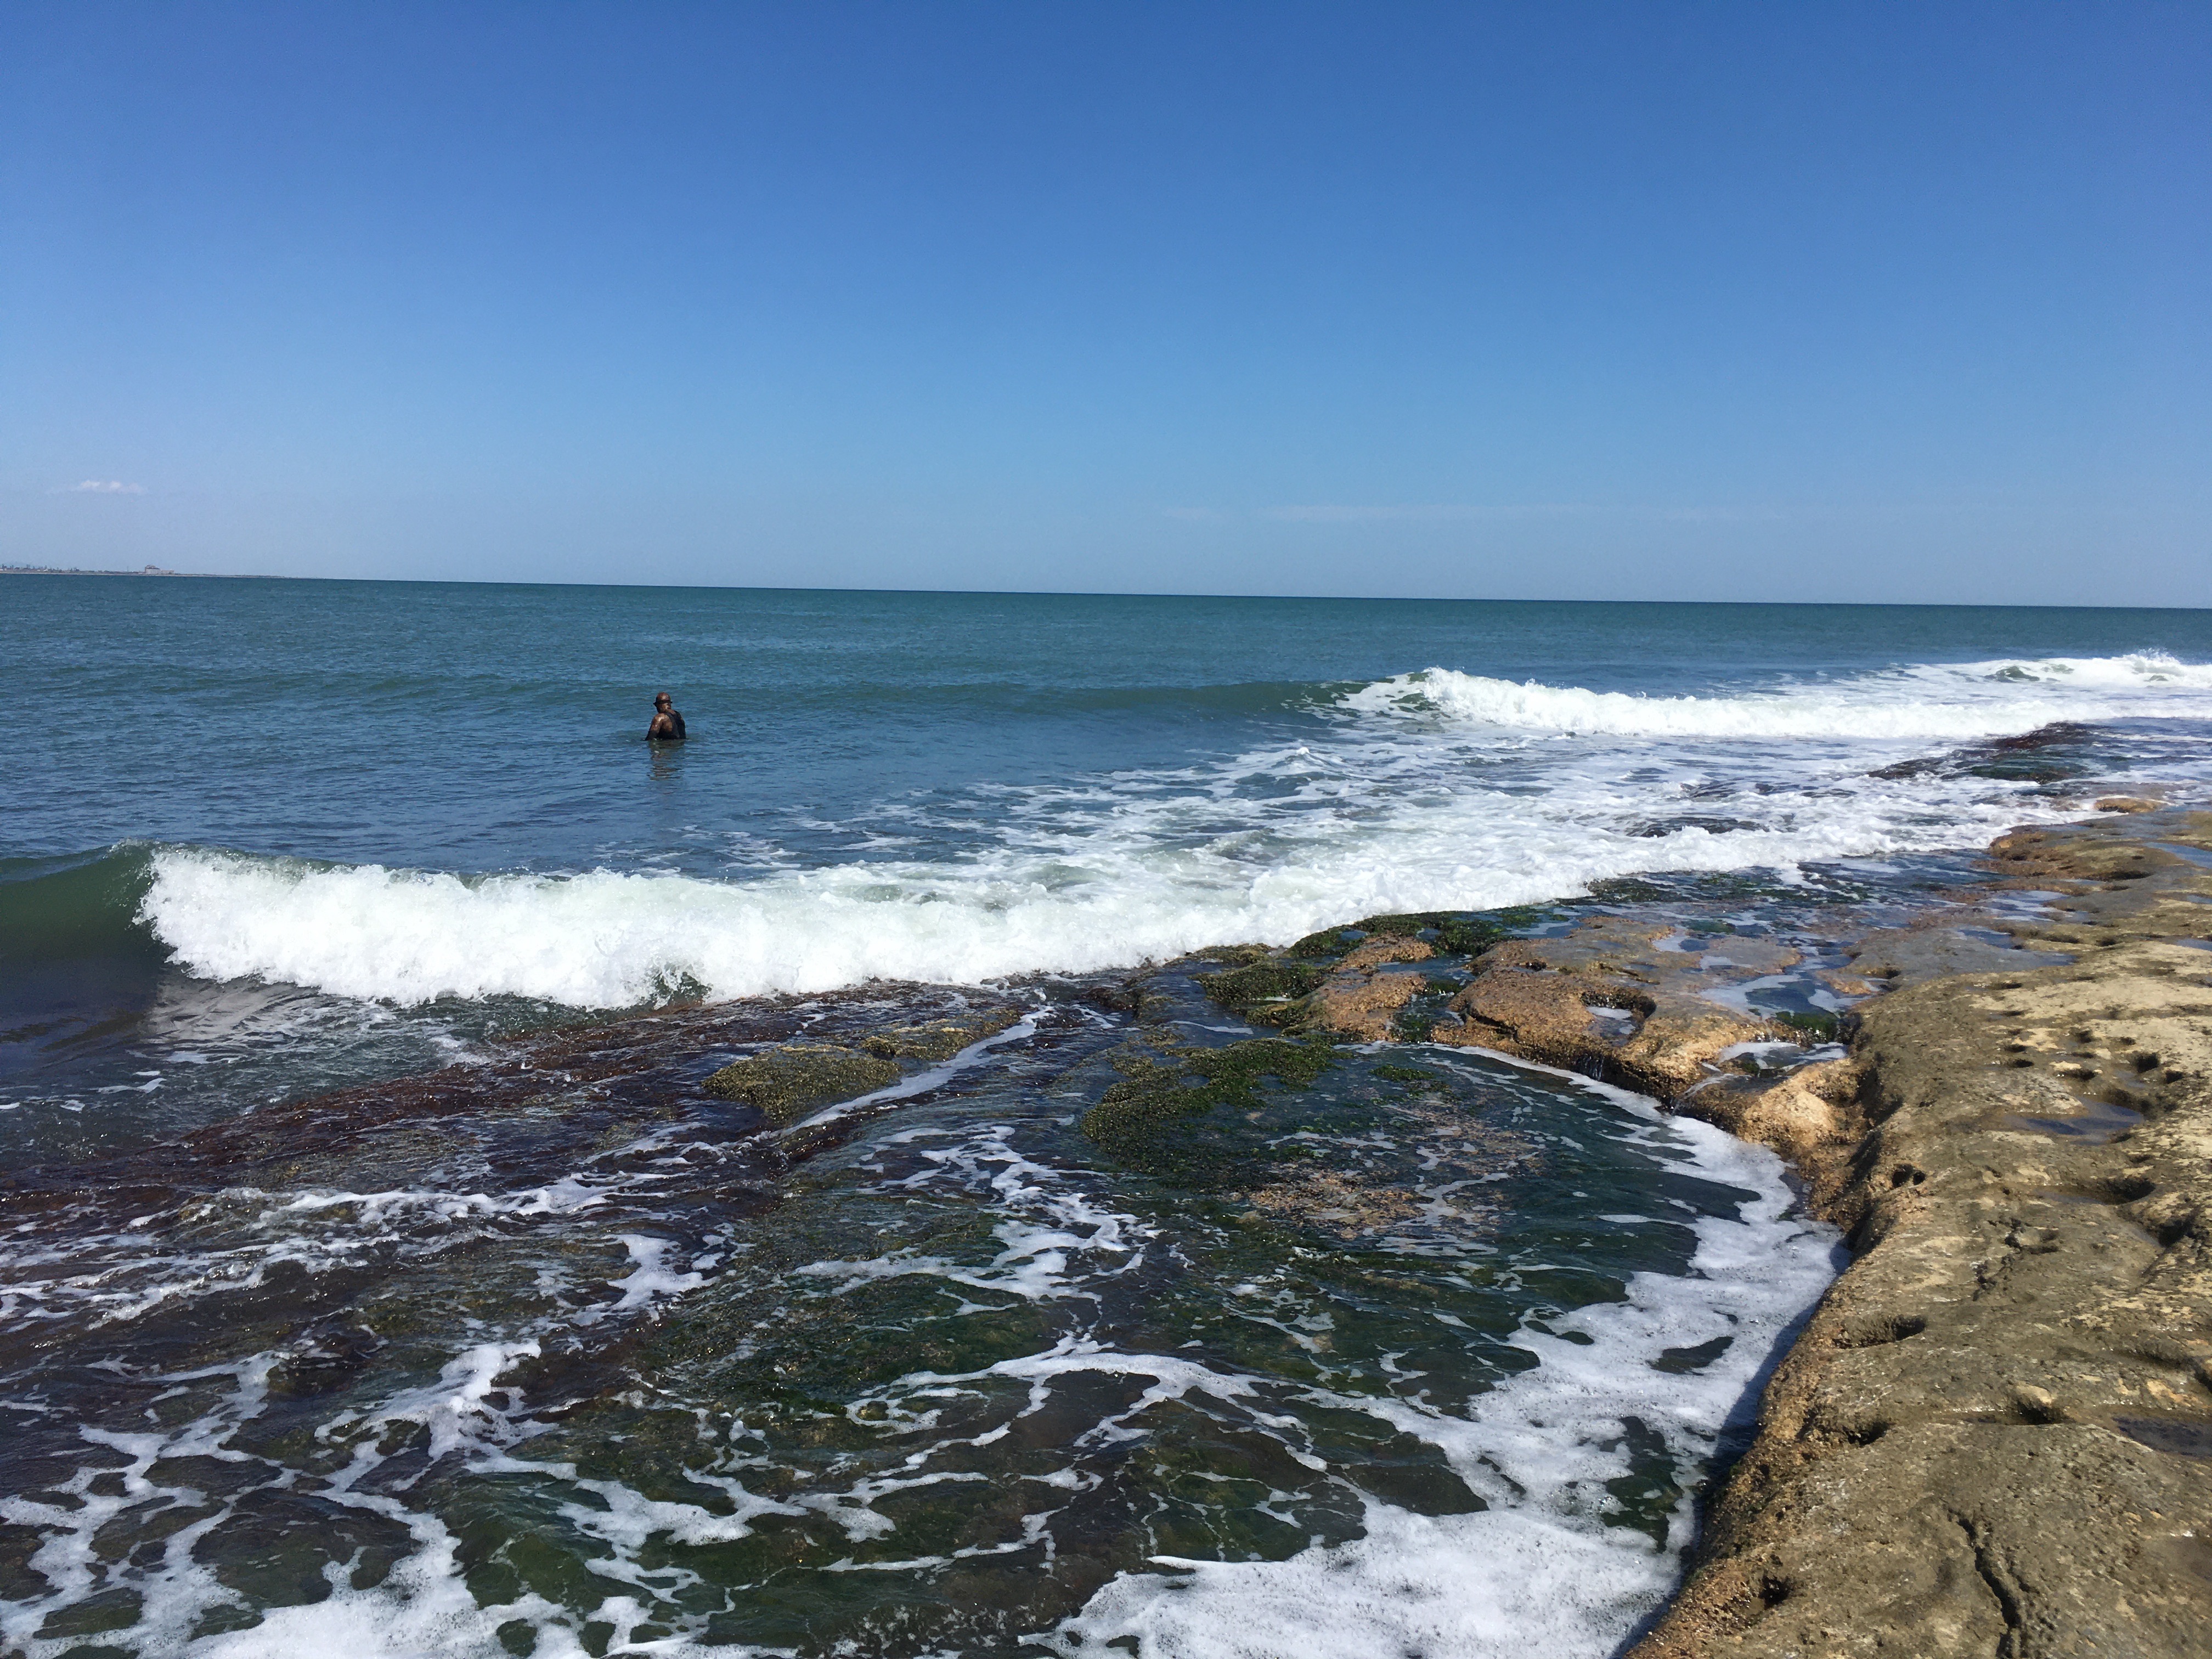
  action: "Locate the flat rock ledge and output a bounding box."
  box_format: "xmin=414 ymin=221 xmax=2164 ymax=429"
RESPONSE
xmin=1630 ymin=811 xmax=2212 ymax=1659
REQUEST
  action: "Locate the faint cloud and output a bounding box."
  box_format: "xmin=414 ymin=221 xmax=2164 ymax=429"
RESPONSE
xmin=1266 ymin=501 xmax=1786 ymax=524
xmin=1265 ymin=503 xmax=1594 ymax=523
xmin=1171 ymin=500 xmax=1785 ymax=527
xmin=1646 ymin=505 xmax=1786 ymax=523
xmin=56 ymin=479 xmax=146 ymax=495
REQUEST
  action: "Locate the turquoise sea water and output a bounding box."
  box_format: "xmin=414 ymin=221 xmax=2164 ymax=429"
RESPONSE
xmin=3 ymin=579 xmax=2210 ymax=1657
xmin=9 ymin=579 xmax=2212 ymax=1139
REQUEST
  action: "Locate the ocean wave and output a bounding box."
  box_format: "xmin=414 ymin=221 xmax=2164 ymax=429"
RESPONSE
xmin=1345 ymin=652 xmax=2212 ymax=740
xmin=0 ymin=846 xmax=162 ymax=966
xmin=134 ymin=785 xmax=2058 ymax=1009
xmin=121 ymin=650 xmax=2211 ymax=1011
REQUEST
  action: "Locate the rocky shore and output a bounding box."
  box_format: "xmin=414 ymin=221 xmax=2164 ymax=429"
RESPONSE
xmin=617 ymin=809 xmax=2212 ymax=1655
xmin=121 ymin=805 xmax=2204 ymax=1653
xmin=1018 ymin=804 xmax=2212 ymax=1654
xmin=1628 ymin=809 xmax=2212 ymax=1658
xmin=1189 ymin=807 xmax=2212 ymax=1654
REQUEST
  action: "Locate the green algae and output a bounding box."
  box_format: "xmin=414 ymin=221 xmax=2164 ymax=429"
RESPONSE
xmin=1079 ymin=1037 xmax=1338 ymax=1189
xmin=703 ymin=1045 xmax=900 ymax=1124
xmin=1288 ymin=908 xmax=1554 ymax=964
xmin=1393 ymin=1008 xmax=1438 ymax=1043
xmin=1773 ymin=1009 xmax=1843 ymax=1040
xmin=1350 ymin=911 xmax=1496 ymax=955
xmin=701 ymin=1008 xmax=1023 ymax=1130
xmin=1196 ymin=944 xmax=1277 ymax=968
xmin=1196 ymin=958 xmax=1326 ymax=1016
xmin=860 ymin=1007 xmax=1021 ymax=1063
xmin=1286 ymin=926 xmax=1361 ymax=960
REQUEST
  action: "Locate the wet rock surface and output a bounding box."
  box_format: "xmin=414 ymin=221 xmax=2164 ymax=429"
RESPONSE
xmin=1430 ymin=918 xmax=1796 ymax=1101
xmin=1632 ymin=810 xmax=2212 ymax=1659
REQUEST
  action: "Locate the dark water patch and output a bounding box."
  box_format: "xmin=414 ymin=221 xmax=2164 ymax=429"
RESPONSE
xmin=2004 ymin=1093 xmax=2145 ymax=1143
xmin=2113 ymin=1415 xmax=2212 ymax=1459
xmin=1869 ymin=721 xmax=2104 ymax=785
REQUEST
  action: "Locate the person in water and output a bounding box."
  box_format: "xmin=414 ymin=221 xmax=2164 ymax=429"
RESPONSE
xmin=647 ymin=692 xmax=687 ymax=741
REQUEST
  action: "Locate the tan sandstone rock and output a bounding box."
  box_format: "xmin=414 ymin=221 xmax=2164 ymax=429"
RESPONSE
xmin=1632 ymin=811 xmax=2212 ymax=1659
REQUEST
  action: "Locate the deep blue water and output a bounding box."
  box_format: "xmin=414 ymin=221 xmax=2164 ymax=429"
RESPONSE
xmin=12 ymin=580 xmax=2212 ymax=873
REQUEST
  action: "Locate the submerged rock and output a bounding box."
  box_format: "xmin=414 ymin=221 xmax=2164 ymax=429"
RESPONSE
xmin=703 ymin=1043 xmax=900 ymax=1124
xmin=860 ymin=1006 xmax=1021 ymax=1062
xmin=703 ymin=1008 xmax=1021 ymax=1125
xmin=1077 ymin=1036 xmax=1336 ymax=1189
xmin=1195 ymin=954 xmax=1328 ymax=1022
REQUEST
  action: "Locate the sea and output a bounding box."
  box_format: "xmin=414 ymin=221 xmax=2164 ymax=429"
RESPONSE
xmin=4 ymin=578 xmax=2211 ymax=1659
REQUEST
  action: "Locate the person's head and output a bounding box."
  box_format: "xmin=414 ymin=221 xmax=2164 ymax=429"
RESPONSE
xmin=654 ymin=693 xmax=672 ymax=711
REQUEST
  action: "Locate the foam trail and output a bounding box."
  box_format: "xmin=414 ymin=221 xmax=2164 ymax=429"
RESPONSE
xmin=1038 ymin=1083 xmax=1842 ymax=1659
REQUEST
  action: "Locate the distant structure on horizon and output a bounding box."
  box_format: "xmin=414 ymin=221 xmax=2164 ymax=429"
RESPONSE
xmin=0 ymin=563 xmax=284 ymax=578
xmin=1 ymin=562 xmax=182 ymax=575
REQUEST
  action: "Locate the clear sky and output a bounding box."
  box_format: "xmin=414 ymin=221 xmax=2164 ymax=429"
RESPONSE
xmin=4 ymin=2 xmax=2207 ymax=604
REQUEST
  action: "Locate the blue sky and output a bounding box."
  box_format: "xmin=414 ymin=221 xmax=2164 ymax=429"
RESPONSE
xmin=4 ymin=2 xmax=2206 ymax=603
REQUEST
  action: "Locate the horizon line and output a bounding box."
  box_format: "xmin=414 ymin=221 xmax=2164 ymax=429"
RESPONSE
xmin=4 ymin=566 xmax=2208 ymax=614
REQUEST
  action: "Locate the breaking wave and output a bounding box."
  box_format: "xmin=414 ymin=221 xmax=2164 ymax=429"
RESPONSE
xmin=1347 ymin=652 xmax=2212 ymax=739
xmin=128 ymin=652 xmax=2212 ymax=1010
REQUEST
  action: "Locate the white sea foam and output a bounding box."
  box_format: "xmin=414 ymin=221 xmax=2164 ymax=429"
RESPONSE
xmin=135 ymin=653 xmax=2210 ymax=1010
xmin=1349 ymin=652 xmax=2212 ymax=738
xmin=793 ymin=1117 xmax=1148 ymax=1307
xmin=1036 ymin=1072 xmax=1843 ymax=1659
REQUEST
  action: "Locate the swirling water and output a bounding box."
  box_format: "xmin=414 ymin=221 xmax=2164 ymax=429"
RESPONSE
xmin=3 ymin=579 xmax=2210 ymax=1656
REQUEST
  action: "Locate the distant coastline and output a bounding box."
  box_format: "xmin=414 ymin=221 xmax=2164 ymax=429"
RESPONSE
xmin=0 ymin=563 xmax=285 ymax=578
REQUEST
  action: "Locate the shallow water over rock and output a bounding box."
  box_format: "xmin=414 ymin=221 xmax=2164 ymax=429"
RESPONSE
xmin=0 ymin=963 xmax=1839 ymax=1659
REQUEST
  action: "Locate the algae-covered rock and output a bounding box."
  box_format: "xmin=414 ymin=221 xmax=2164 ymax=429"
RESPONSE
xmin=1285 ymin=926 xmax=1362 ymax=960
xmin=1299 ymin=935 xmax=1436 ymax=1041
xmin=1347 ymin=910 xmax=1538 ymax=956
xmin=703 ymin=1044 xmax=900 ymax=1124
xmin=1197 ymin=958 xmax=1328 ymax=1021
xmin=1079 ymin=1037 xmax=1335 ymax=1189
xmin=860 ymin=1007 xmax=1022 ymax=1063
xmin=1222 ymin=911 xmax=1551 ymax=1032
xmin=1285 ymin=910 xmax=1525 ymax=962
